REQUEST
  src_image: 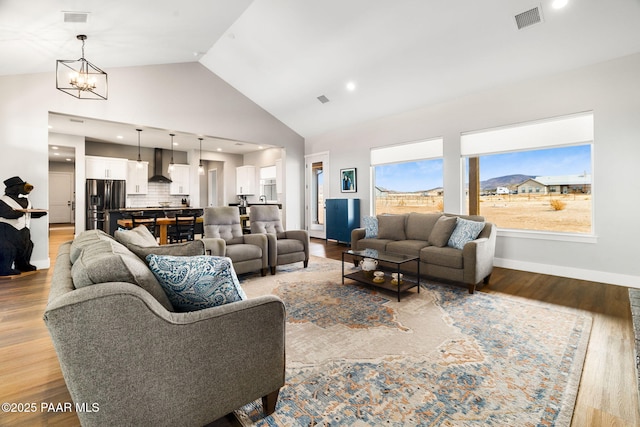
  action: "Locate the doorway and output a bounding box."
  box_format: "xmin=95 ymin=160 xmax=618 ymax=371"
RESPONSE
xmin=49 ymin=172 xmax=74 ymax=223
xmin=48 ymin=144 xmax=76 ymax=231
xmin=305 ymin=152 xmax=329 ymax=239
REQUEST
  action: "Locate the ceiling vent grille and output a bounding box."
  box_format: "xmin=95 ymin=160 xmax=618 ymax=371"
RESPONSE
xmin=514 ymin=7 xmax=543 ymax=30
xmin=63 ymin=12 xmax=89 ymax=23
xmin=317 ymin=95 xmax=330 ymax=104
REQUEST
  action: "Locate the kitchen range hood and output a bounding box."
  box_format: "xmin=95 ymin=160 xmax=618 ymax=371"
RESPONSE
xmin=148 ymin=148 xmax=172 ymax=183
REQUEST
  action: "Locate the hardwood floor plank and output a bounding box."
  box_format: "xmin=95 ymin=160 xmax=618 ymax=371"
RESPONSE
xmin=1 ymin=234 xmax=638 ymax=426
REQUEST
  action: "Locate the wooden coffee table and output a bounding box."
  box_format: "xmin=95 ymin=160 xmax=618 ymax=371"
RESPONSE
xmin=342 ymin=249 xmax=420 ymax=302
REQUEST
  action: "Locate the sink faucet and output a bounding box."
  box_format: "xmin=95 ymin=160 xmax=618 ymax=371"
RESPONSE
xmin=259 ymin=195 xmax=267 ymax=203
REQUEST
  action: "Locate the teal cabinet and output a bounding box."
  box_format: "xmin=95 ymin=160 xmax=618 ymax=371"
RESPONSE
xmin=326 ymin=199 xmax=360 ymax=244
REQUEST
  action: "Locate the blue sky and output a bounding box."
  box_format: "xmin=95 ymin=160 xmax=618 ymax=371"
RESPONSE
xmin=374 ymin=145 xmax=592 ymax=192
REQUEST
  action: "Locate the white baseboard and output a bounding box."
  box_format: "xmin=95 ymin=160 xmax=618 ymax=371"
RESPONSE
xmin=494 ymin=257 xmax=640 ymax=289
xmin=32 ymin=257 xmax=51 ymax=270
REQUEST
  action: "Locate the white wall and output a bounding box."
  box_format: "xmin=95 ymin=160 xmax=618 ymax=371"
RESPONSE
xmin=305 ymin=53 xmax=640 ymax=287
xmin=0 ymin=62 xmax=304 ymax=269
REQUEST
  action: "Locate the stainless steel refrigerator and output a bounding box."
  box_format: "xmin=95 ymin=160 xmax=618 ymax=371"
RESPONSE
xmin=86 ymin=179 xmax=126 ymax=231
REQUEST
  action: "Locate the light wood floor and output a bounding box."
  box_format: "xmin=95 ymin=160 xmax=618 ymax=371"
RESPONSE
xmin=0 ymin=229 xmax=638 ymax=426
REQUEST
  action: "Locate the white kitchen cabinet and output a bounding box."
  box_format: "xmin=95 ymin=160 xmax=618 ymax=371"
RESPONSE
xmin=169 ymin=164 xmax=190 ymax=195
xmin=126 ymin=161 xmax=149 ymax=194
xmin=236 ymin=165 xmax=256 ymax=195
xmin=86 ymin=156 xmax=128 ymax=180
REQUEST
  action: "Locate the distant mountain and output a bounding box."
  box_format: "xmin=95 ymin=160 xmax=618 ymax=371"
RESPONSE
xmin=481 ymin=174 xmax=534 ymax=190
xmin=377 ymin=174 xmax=534 ymax=193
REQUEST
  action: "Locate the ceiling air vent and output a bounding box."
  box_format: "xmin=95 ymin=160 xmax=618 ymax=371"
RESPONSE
xmin=317 ymin=95 xmax=330 ymax=104
xmin=514 ymin=6 xmax=543 ymax=30
xmin=63 ymin=11 xmax=89 ymax=23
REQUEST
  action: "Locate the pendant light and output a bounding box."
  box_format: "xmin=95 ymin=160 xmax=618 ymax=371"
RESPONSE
xmin=198 ymin=138 xmax=205 ymax=175
xmin=136 ymin=129 xmax=143 ymax=168
xmin=168 ymin=133 xmax=175 ymax=173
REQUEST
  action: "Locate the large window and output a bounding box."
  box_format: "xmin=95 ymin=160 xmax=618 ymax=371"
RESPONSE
xmin=462 ymin=113 xmax=593 ymax=234
xmin=371 ymin=138 xmax=443 ymax=215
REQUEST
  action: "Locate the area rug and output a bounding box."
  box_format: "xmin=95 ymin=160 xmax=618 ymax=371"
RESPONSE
xmin=235 ymin=257 xmax=591 ymax=426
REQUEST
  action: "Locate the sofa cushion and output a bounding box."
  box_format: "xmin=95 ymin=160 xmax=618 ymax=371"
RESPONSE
xmin=127 ymin=240 xmax=205 ymax=262
xmin=362 ymin=216 xmax=378 ymax=238
xmin=428 ymin=216 xmax=458 ymax=247
xmin=71 ymin=239 xmax=174 ymax=311
xmin=448 ymin=218 xmax=486 ymax=250
xmin=225 ymin=243 xmax=262 ymax=263
xmin=146 ymin=255 xmax=247 ymax=312
xmin=386 ymin=240 xmax=430 ymax=256
xmin=421 ymin=246 xmax=464 ymax=269
xmin=405 ymin=213 xmax=442 ymax=241
xmin=377 ymin=214 xmax=407 ymax=240
xmin=114 ymin=225 xmax=159 ymax=247
xmin=69 ymin=229 xmax=115 ymax=264
xmin=355 ymin=238 xmax=392 ymax=252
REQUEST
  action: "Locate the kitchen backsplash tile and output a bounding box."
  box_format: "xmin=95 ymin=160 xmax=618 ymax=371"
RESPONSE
xmin=126 ymin=183 xmax=187 ymax=208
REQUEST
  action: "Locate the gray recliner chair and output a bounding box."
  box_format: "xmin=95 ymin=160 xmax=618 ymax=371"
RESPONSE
xmin=249 ymin=205 xmax=309 ymax=275
xmin=201 ymin=206 xmax=269 ymax=276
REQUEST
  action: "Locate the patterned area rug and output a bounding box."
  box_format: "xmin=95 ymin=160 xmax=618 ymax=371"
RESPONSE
xmin=236 ymin=257 xmax=591 ymax=426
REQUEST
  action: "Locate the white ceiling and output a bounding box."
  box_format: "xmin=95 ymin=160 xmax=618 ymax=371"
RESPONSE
xmin=4 ymin=0 xmax=640 ymax=144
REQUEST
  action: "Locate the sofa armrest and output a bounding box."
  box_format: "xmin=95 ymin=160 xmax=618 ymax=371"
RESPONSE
xmin=462 ymin=223 xmax=497 ymax=285
xmin=44 ymin=283 xmax=285 ymax=426
xmin=351 ymin=228 xmax=366 ymax=250
xmin=201 ymin=237 xmax=226 ymax=256
xmin=284 ymin=229 xmax=310 ymax=259
xmin=243 ymin=233 xmax=269 ymax=268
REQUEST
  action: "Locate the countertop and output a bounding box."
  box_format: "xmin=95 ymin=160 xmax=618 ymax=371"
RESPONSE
xmin=108 ymin=207 xmax=201 ymax=212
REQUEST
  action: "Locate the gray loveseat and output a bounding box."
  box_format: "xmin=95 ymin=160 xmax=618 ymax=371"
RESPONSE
xmin=43 ymin=229 xmax=285 ymax=426
xmin=351 ymin=212 xmax=496 ymax=293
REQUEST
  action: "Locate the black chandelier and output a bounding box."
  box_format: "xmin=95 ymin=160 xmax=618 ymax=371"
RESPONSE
xmin=56 ymin=35 xmax=108 ymax=100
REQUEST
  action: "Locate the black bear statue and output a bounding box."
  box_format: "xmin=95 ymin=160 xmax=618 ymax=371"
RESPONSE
xmin=0 ymin=176 xmax=47 ymax=276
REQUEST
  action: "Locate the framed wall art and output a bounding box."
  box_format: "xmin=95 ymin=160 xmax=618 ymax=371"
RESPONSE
xmin=340 ymin=168 xmax=357 ymax=193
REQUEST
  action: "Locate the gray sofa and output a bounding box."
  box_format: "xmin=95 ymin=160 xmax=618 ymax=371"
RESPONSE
xmin=351 ymin=212 xmax=496 ymax=293
xmin=43 ymin=229 xmax=285 ymax=427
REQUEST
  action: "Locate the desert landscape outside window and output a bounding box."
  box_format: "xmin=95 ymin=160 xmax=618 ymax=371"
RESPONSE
xmin=373 ymin=158 xmax=444 ymax=215
xmin=371 ymin=138 xmax=443 ymax=215
xmin=462 ymin=113 xmax=594 ymax=234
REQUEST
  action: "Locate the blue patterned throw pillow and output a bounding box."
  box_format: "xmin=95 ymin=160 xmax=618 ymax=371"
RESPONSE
xmin=447 ymin=218 xmax=485 ymax=250
xmin=362 ymin=216 xmax=378 ymax=238
xmin=146 ymin=255 xmax=247 ymax=311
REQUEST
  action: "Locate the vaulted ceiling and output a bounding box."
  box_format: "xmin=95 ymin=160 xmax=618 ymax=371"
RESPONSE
xmin=3 ymin=0 xmax=640 ymax=140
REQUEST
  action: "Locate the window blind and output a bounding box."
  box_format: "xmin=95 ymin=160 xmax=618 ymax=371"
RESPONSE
xmin=461 ymin=112 xmax=594 ymax=156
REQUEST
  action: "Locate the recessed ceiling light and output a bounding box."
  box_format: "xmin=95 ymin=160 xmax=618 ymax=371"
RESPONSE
xmin=346 ymin=81 xmax=356 ymax=91
xmin=217 ymin=148 xmax=222 ymax=152
xmin=552 ymin=0 xmax=568 ymax=9
xmin=54 ymin=152 xmax=60 ymax=156
xmin=258 ymin=146 xmax=264 ymax=149
xmin=173 ymin=142 xmax=179 ymax=146
xmin=116 ymin=135 xmax=123 ymax=139
xmin=51 ymin=146 xmax=59 ymax=150
xmin=66 ymin=158 xmax=72 ymax=161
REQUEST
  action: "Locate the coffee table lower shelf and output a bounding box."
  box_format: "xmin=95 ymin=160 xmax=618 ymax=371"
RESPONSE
xmin=343 ymin=271 xmax=420 ymax=301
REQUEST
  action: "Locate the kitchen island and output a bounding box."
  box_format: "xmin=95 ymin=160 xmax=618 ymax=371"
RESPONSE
xmin=105 ymin=207 xmax=203 ymax=236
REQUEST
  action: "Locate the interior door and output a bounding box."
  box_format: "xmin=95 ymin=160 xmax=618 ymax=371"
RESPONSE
xmin=305 ymin=152 xmax=329 ymax=239
xmin=49 ymin=172 xmax=74 ymax=223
